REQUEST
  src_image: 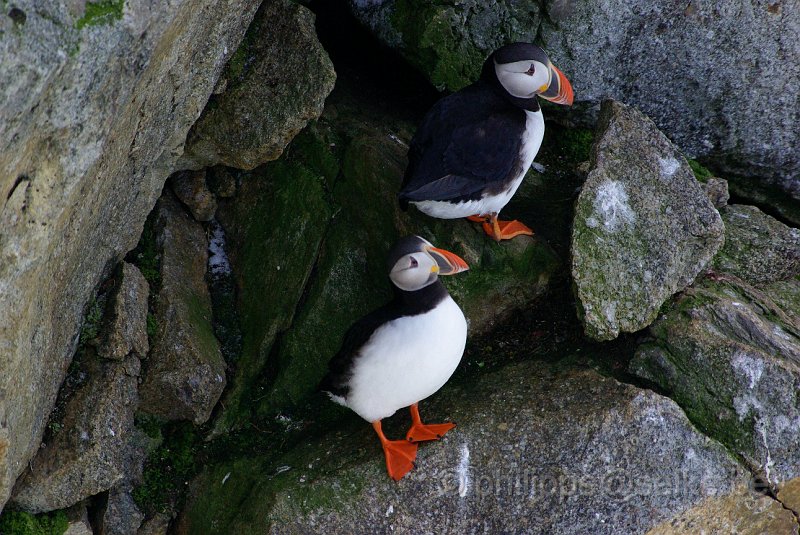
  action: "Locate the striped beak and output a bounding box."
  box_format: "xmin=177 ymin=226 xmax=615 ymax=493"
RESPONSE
xmin=425 ymin=246 xmax=469 ymax=275
xmin=540 ymin=63 xmax=574 ymax=106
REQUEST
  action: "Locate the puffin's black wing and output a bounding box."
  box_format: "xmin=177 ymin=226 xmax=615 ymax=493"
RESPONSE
xmin=319 ymin=304 xmax=401 ymax=398
xmin=400 ymin=83 xmax=526 ymax=206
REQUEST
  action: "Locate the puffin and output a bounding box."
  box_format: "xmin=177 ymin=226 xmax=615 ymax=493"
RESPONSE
xmin=399 ymin=43 xmax=574 ymax=241
xmin=320 ymin=236 xmax=469 ymax=481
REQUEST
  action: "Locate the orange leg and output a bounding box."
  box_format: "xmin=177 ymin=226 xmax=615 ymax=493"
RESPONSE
xmin=405 ymin=403 xmax=456 ymax=443
xmin=467 ymin=213 xmax=534 ymax=241
xmin=373 ymin=420 xmax=418 ymax=481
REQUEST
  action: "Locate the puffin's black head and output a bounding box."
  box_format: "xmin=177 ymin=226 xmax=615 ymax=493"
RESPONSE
xmin=482 ymin=42 xmax=574 ymax=106
xmin=386 ymin=236 xmax=469 ymax=292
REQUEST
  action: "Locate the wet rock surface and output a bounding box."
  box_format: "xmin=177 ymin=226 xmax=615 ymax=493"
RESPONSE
xmin=178 ymin=362 xmax=745 ymax=534
xmin=0 ymin=0 xmax=258 ymax=508
xmin=180 ymin=0 xmax=336 ymax=170
xmin=138 ymin=194 xmax=226 ymax=425
xmin=571 ymin=100 xmax=724 ymax=341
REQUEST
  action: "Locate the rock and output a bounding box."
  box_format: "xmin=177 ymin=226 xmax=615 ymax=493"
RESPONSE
xmin=347 ymin=0 xmax=542 ymax=91
xmin=64 ymin=504 xmax=93 ymax=535
xmin=100 ymin=488 xmax=145 ymax=535
xmin=179 ymin=0 xmax=337 ymax=170
xmin=99 ymin=263 xmax=150 ymax=361
xmin=211 ymin=80 xmax=560 ymax=429
xmin=206 ymin=167 xmax=237 ymax=199
xmin=699 ymin=177 xmax=730 ymax=210
xmin=138 ymin=194 xmax=226 ymax=425
xmin=11 ymin=356 xmax=141 ymax=512
xmin=571 ymin=100 xmax=724 ymax=341
xmin=169 ymin=170 xmax=218 ymax=222
xmin=177 ymin=362 xmax=746 ymax=534
xmin=645 ymin=484 xmax=798 ymax=535
xmin=778 ymin=477 xmax=800 ymax=516
xmin=137 ymin=513 xmax=172 ymax=535
xmin=541 ymin=1 xmax=800 ymax=207
xmin=0 ymin=0 xmax=259 ymax=509
xmin=630 ymin=273 xmax=800 ymax=484
xmin=713 ymin=205 xmax=800 ymax=286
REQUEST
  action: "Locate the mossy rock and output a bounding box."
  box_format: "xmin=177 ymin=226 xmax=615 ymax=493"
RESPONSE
xmin=349 ymin=0 xmax=542 ymax=91
xmin=177 ymin=361 xmax=745 ymax=534
xmin=211 ymin=126 xmax=338 ymax=434
xmin=213 ymin=79 xmax=561 ymax=424
xmin=630 ymin=273 xmax=800 ymax=483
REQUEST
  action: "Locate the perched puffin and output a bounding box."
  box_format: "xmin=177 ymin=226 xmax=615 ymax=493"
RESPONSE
xmin=320 ymin=236 xmax=469 ymax=481
xmin=399 ymin=43 xmax=574 ymax=241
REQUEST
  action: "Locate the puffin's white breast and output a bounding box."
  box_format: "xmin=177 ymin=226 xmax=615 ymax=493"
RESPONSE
xmin=413 ymin=109 xmax=544 ymax=219
xmin=342 ymin=295 xmax=467 ymax=422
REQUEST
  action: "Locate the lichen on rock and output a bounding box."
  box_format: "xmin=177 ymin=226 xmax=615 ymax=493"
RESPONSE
xmin=571 ymin=100 xmax=724 ymax=341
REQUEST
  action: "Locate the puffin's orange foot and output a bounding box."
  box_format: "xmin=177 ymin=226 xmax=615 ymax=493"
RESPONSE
xmin=494 ymin=219 xmax=534 ymax=240
xmin=406 ymin=421 xmax=456 ymax=443
xmin=380 ymin=439 xmax=418 ymax=481
xmin=373 ymin=420 xmax=418 ymax=481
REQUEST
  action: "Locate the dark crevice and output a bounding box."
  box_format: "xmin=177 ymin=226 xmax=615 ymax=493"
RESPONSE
xmin=727 ymin=190 xmax=800 ymax=230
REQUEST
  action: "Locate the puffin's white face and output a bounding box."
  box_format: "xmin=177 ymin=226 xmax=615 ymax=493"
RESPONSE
xmin=389 ymin=251 xmax=439 ymax=292
xmin=494 ymin=59 xmax=551 ymax=99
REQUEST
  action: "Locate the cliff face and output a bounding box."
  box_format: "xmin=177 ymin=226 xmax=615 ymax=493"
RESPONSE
xmin=0 ymin=0 xmax=260 ymax=508
xmin=1 ymin=0 xmax=799 ymax=532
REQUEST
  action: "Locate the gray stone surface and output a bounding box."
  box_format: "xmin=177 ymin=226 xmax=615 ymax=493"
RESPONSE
xmin=631 ymin=273 xmax=800 ymax=485
xmin=0 ymin=0 xmax=258 ymax=509
xmin=541 ymin=0 xmax=800 ymax=204
xmin=179 ymin=0 xmax=336 ymax=170
xmin=137 ymin=513 xmax=172 ymax=535
xmin=101 ymin=488 xmax=145 ymax=535
xmin=700 ymin=177 xmax=730 ymax=210
xmin=179 ymin=362 xmax=746 ymax=534
xmin=11 ymin=356 xmax=141 ymax=512
xmin=138 ymin=194 xmax=226 ymax=425
xmin=99 ymin=263 xmax=150 ymax=361
xmin=713 ymin=205 xmax=800 ymax=286
xmin=169 ymin=170 xmax=217 ymax=222
xmin=571 ymin=100 xmax=724 ymax=341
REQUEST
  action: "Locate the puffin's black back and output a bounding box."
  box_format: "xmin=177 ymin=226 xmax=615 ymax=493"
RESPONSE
xmin=399 ymin=50 xmax=540 ymax=208
xmin=319 ymin=281 xmax=449 ymax=398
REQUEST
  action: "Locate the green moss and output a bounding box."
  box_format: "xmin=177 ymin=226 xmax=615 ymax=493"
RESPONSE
xmin=555 ymin=128 xmax=595 ymax=164
xmin=0 ymin=510 xmax=69 ymax=535
xmin=687 ymin=158 xmax=713 ymax=183
xmin=211 ymin=126 xmax=336 ymax=433
xmin=391 ymin=0 xmax=483 ymax=91
xmin=75 ymin=0 xmax=124 ymax=30
xmin=133 ymin=422 xmax=199 ymax=516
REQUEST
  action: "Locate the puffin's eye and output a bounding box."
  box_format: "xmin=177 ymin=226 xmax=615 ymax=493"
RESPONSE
xmin=409 ymin=257 xmax=418 ymax=269
xmin=525 ymin=64 xmax=536 ymax=76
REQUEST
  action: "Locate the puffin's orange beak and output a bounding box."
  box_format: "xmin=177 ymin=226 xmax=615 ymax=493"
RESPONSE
xmin=540 ymin=63 xmax=574 ymax=106
xmin=426 ymin=246 xmax=469 ymax=275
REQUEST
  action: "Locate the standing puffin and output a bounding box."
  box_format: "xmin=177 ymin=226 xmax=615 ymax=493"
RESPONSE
xmin=320 ymin=236 xmax=469 ymax=481
xmin=399 ymin=43 xmax=574 ymax=241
